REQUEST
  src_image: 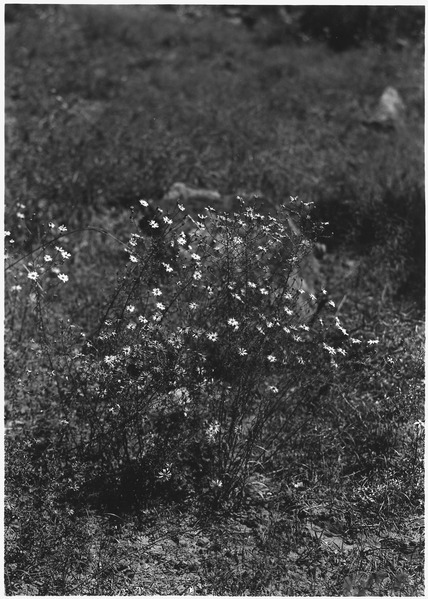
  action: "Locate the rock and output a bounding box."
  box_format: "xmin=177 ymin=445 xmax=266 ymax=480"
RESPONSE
xmin=363 ymin=86 xmax=405 ymax=129
xmin=163 ymin=182 xmax=222 ymax=207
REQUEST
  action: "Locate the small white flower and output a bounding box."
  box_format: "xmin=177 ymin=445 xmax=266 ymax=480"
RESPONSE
xmin=350 ymin=338 xmax=362 ymax=344
xmin=163 ymin=216 xmax=173 ymax=225
xmin=58 ymin=273 xmax=69 ymax=283
xmin=129 ymin=238 xmax=137 ymax=247
xmin=268 ymin=385 xmax=279 ymax=394
xmin=193 ymin=271 xmax=202 ymax=280
xmin=156 ymin=302 xmax=165 ymax=311
xmin=328 ymin=300 xmax=336 ymax=308
xmin=139 ymin=199 xmax=149 ymax=207
xmin=178 ymin=203 xmax=185 ymax=211
xmin=149 ymin=220 xmax=159 ymax=229
xmin=228 ymin=318 xmax=239 ymax=329
xmin=58 ymin=225 xmax=67 ymax=233
xmin=126 ymin=305 xmax=135 ymax=312
xmin=44 ymin=255 xmax=53 ymax=262
xmin=260 ymin=288 xmax=269 ymax=295
xmin=323 ymin=343 xmax=336 ymax=355
xmin=191 ymin=253 xmax=201 ymax=261
xmin=206 ymin=421 xmax=220 ymax=443
xmin=27 ymin=271 xmax=39 ymax=281
xmin=152 ymin=288 xmax=162 ymax=296
xmin=11 ymin=285 xmax=22 ymax=292
xmin=189 ymin=302 xmax=198 ymax=310
xmin=284 ymin=307 xmax=293 ymax=316
xmin=157 ymin=464 xmax=172 ymax=481
xmin=367 ymin=339 xmax=379 ymax=345
xmin=127 ymin=322 xmax=137 ymax=330
xmin=138 ymin=316 xmax=148 ymax=324
xmin=48 ymin=222 xmax=55 ymax=229
xmin=211 ymin=478 xmax=223 ymax=488
xmin=129 ymin=255 xmax=138 ymax=263
xmin=338 ymin=325 xmax=348 ymax=336
xmin=17 ymin=212 xmax=25 ymax=219
xmin=104 ymin=355 xmax=118 ymax=366
xmin=248 ymin=281 xmax=256 ymax=288
xmin=4 ymin=231 xmax=10 ymax=236
xmin=207 ymin=332 xmax=218 ymax=342
xmin=267 ymin=355 xmax=277 ymax=363
xmin=162 ymin=262 xmax=173 ymax=272
xmin=238 ymin=347 xmax=247 ymax=356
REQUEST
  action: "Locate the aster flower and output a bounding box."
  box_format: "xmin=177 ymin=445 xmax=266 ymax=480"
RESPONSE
xmin=228 ymin=318 xmax=239 ymax=329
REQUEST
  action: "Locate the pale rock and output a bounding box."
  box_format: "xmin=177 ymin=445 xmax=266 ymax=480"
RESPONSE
xmin=364 ymin=86 xmax=405 ymax=129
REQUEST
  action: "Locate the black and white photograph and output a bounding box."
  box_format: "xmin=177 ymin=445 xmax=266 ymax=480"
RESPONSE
xmin=4 ymin=3 xmax=425 ymax=595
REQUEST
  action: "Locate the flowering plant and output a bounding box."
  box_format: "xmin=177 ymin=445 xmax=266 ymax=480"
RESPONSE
xmin=5 ymin=197 xmax=363 ymax=505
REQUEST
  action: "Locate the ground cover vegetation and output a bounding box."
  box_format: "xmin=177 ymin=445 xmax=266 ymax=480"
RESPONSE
xmin=4 ymin=5 xmax=424 ymax=596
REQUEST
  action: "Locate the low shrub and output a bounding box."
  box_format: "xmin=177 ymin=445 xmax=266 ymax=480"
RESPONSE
xmin=5 ymin=198 xmax=361 ymax=511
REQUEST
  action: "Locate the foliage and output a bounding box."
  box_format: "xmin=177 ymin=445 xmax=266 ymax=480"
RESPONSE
xmin=297 ymin=6 xmax=425 ymax=50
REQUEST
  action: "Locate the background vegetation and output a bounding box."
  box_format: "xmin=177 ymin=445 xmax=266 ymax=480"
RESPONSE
xmin=5 ymin=5 xmax=424 ymax=595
